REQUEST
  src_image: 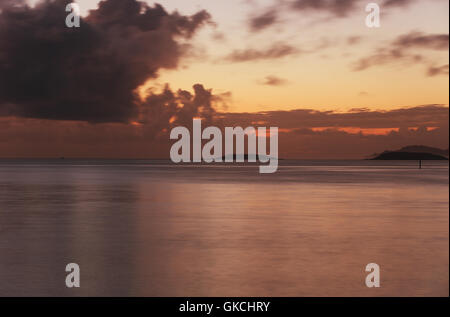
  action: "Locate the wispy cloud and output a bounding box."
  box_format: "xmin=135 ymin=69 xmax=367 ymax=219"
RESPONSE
xmin=259 ymin=75 xmax=289 ymax=86
xmin=219 ymin=104 xmax=449 ymax=130
xmin=247 ymin=0 xmax=433 ymax=32
xmin=249 ymin=9 xmax=278 ymax=32
xmin=393 ymin=32 xmax=449 ymax=50
xmin=225 ymin=42 xmax=300 ymax=62
xmin=352 ymin=32 xmax=449 ymax=75
xmin=427 ymin=64 xmax=449 ymax=76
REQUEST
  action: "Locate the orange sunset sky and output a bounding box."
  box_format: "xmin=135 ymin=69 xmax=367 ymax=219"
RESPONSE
xmin=141 ymin=0 xmax=449 ymax=112
xmin=0 ymin=0 xmax=448 ymax=158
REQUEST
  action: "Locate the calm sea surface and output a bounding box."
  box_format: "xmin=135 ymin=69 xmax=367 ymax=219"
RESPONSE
xmin=0 ymin=160 xmax=448 ymax=296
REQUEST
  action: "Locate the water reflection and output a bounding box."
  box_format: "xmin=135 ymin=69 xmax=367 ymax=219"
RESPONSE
xmin=0 ymin=161 xmax=448 ymax=296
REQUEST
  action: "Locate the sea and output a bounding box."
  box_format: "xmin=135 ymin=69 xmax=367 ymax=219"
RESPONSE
xmin=0 ymin=159 xmax=448 ymax=296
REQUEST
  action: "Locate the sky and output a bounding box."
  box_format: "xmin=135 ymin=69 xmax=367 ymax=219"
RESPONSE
xmin=68 ymin=0 xmax=449 ymax=112
xmin=0 ymin=0 xmax=448 ymax=158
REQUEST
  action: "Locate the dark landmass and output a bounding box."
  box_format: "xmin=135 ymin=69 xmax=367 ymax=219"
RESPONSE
xmin=369 ymin=145 xmax=449 ymax=160
xmin=397 ymin=145 xmax=448 ymax=157
xmin=372 ymin=152 xmax=448 ymax=160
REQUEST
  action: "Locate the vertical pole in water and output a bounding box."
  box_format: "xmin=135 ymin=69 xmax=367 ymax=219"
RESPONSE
xmin=419 ymin=160 xmax=422 ymax=169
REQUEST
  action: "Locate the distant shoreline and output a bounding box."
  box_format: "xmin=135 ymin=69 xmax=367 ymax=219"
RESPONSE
xmin=370 ymin=152 xmax=448 ymax=160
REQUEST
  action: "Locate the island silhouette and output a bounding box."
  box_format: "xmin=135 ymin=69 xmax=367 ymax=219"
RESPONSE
xmin=370 ymin=145 xmax=448 ymax=160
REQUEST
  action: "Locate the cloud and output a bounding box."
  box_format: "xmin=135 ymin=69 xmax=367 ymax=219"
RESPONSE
xmin=259 ymin=75 xmax=288 ymax=86
xmin=225 ymin=42 xmax=300 ymax=62
xmin=249 ymin=9 xmax=278 ymax=32
xmin=137 ymin=83 xmax=229 ymax=139
xmin=281 ymin=123 xmax=448 ymax=159
xmin=217 ymin=104 xmax=449 ymax=158
xmin=0 ymin=0 xmax=25 ymax=9
xmin=211 ymin=31 xmax=226 ymax=41
xmin=218 ymin=104 xmax=449 ymax=130
xmin=352 ymin=32 xmax=449 ymax=75
xmin=247 ymin=0 xmax=441 ymax=32
xmin=291 ymin=0 xmax=427 ymax=14
xmin=248 ymin=0 xmax=362 ymax=31
xmin=0 ymin=0 xmax=211 ymax=123
xmin=427 ymin=64 xmax=449 ymax=76
xmin=393 ymin=32 xmax=449 ymax=50
xmin=347 ymin=36 xmax=362 ymax=45
xmin=290 ymin=0 xmax=359 ymax=17
xmin=383 ymin=0 xmax=419 ymax=7
xmin=2 ymin=104 xmax=447 ymax=159
xmin=352 ymin=48 xmax=423 ymax=71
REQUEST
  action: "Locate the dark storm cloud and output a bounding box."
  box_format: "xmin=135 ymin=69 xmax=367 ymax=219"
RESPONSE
xmin=0 ymin=0 xmax=211 ymax=123
xmin=0 ymin=0 xmax=25 ymax=9
xmin=352 ymin=32 xmax=449 ymax=74
xmin=138 ymin=83 xmax=229 ymax=139
xmin=225 ymin=42 xmax=299 ymax=62
xmin=0 ymin=82 xmax=231 ymax=158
